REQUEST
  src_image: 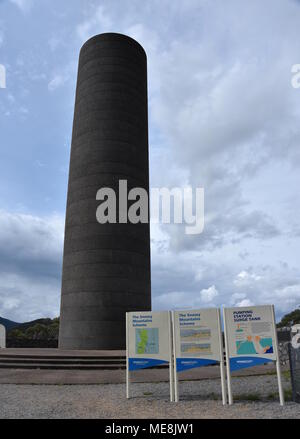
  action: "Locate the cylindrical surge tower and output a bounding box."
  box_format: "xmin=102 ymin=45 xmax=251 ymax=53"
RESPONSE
xmin=59 ymin=33 xmax=151 ymax=350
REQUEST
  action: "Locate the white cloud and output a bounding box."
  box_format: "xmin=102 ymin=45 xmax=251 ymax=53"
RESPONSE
xmin=200 ymin=285 xmax=219 ymax=303
xmin=277 ymin=284 xmax=300 ymax=297
xmin=0 ymin=210 xmax=64 ymax=321
xmin=140 ymin=1 xmax=300 ymax=259
xmin=19 ymin=106 xmax=29 ymax=115
xmin=0 ymin=272 xmax=60 ymax=322
xmin=235 ymin=299 xmax=254 ymax=307
xmin=155 ymin=291 xmax=187 ymax=310
xmin=76 ymin=5 xmax=112 ymax=42
xmin=0 ymin=210 xmax=64 ymax=263
xmin=48 ymin=74 xmax=68 ymax=92
xmin=234 ymin=270 xmax=262 ymax=287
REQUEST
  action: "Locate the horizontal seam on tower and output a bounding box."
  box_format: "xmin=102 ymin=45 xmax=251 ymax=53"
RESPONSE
xmin=67 ymin=172 xmax=148 ymax=186
xmin=61 ymin=291 xmax=148 ymax=297
xmin=62 ymin=248 xmax=150 ymax=258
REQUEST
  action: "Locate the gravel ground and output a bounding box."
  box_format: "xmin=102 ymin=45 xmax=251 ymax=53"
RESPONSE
xmin=0 ymin=374 xmax=299 ymax=419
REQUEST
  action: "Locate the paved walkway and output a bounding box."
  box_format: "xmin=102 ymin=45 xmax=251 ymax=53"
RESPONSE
xmin=0 ymin=362 xmax=279 ymax=384
xmin=0 ymin=375 xmax=297 ymax=419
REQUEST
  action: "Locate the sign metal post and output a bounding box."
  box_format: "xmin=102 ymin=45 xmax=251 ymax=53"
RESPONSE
xmin=271 ymin=305 xmax=284 ymax=406
xmin=223 ymin=307 xmax=233 ymax=405
xmin=168 ymin=312 xmax=174 ymax=402
xmin=217 ymin=308 xmax=227 ymax=405
xmin=126 ymin=312 xmax=130 ymax=399
xmin=172 ymin=311 xmax=179 ymax=402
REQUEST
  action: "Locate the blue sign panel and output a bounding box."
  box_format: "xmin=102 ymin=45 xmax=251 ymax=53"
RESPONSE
xmin=229 ymin=356 xmax=274 ymax=371
xmin=129 ymin=358 xmax=168 ymax=371
xmin=176 ymin=357 xmax=218 ymax=372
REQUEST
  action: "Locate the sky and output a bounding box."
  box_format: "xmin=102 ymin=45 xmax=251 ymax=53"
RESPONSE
xmin=0 ymin=0 xmax=300 ymax=323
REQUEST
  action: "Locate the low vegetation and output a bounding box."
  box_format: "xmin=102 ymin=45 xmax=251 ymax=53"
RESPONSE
xmin=8 ymin=317 xmax=59 ymax=340
xmin=277 ymin=308 xmax=300 ymax=328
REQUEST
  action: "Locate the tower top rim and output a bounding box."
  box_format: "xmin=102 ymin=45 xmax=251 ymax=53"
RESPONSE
xmin=80 ymin=32 xmax=147 ymax=59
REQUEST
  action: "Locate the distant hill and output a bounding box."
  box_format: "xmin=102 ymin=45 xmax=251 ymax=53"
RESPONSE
xmin=1 ymin=316 xmax=59 ymax=348
xmin=0 ymin=317 xmax=56 ymax=333
xmin=16 ymin=318 xmax=54 ymax=332
xmin=277 ymin=308 xmax=300 ymax=328
xmin=0 ymin=316 xmax=21 ymax=331
xmin=7 ymin=316 xmax=59 ymax=340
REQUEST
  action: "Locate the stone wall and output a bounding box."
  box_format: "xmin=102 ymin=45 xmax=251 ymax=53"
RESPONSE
xmin=278 ymin=341 xmax=290 ymax=367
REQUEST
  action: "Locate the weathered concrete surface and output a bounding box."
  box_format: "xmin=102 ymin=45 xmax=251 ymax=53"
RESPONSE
xmin=59 ymin=33 xmax=151 ymax=350
xmin=0 ymin=348 xmax=125 ymax=357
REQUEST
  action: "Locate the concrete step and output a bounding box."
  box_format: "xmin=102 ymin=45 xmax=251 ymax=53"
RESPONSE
xmin=0 ymin=359 xmax=169 ymax=370
xmin=0 ymin=354 xmax=125 ymax=360
xmin=0 ymin=351 xmax=126 ymax=370
xmin=0 ymin=357 xmax=125 ymax=364
xmin=0 ymin=349 xmax=169 ymax=370
xmin=0 ymin=362 xmax=169 ymax=370
xmin=0 ymin=363 xmax=126 ymax=370
xmin=0 ymin=355 xmax=126 ymax=369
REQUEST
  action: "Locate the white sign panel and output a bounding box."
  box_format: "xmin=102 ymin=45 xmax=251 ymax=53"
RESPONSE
xmin=127 ymin=311 xmax=171 ymax=371
xmin=173 ymin=308 xmax=222 ymax=372
xmin=126 ymin=310 xmax=174 ymax=401
xmin=0 ymin=324 xmax=5 ymax=348
xmin=223 ymin=305 xmax=277 ymax=371
xmin=223 ymin=304 xmax=284 ymax=406
xmin=172 ymin=308 xmax=226 ymax=404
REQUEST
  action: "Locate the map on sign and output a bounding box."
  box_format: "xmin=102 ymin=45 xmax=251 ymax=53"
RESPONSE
xmin=234 ymin=321 xmax=274 ymax=355
xmin=135 ymin=328 xmax=159 ymax=354
xmin=180 ymin=326 xmax=211 ymax=341
xmin=180 ymin=326 xmax=212 ymax=356
xmin=181 ymin=342 xmax=212 ymax=356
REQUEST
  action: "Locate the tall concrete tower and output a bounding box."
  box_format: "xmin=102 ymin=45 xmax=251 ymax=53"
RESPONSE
xmin=59 ymin=33 xmax=151 ymax=350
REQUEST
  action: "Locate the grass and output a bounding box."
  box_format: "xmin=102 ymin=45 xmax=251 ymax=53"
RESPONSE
xmin=282 ymin=370 xmax=291 ymax=380
xmin=267 ymin=388 xmax=293 ymax=401
xmin=143 ymin=391 xmax=153 ymax=396
xmin=207 ymin=392 xmax=220 ymax=400
xmin=267 ymin=392 xmax=278 ymax=400
xmin=284 ymin=388 xmax=293 ymax=400
xmin=261 ymin=369 xmax=291 ymax=382
xmin=264 ymin=370 xmax=277 ymax=376
xmin=234 ymin=393 xmax=262 ymax=402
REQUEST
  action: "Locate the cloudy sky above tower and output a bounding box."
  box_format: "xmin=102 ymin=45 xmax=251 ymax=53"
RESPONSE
xmin=0 ymin=0 xmax=300 ymax=322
